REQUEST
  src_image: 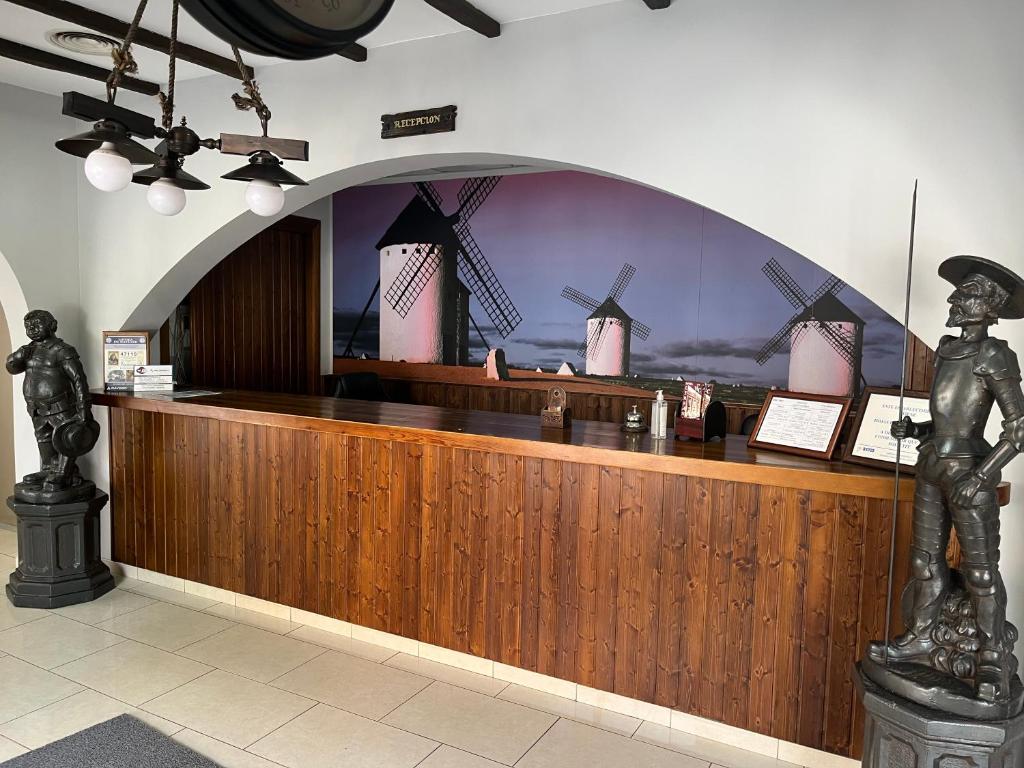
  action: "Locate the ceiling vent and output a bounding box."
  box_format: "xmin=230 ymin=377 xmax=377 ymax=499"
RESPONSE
xmin=45 ymin=30 xmax=121 ymax=57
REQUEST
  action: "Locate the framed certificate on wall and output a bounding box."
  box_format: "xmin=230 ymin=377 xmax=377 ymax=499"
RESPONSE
xmin=843 ymin=386 xmax=931 ymax=473
xmin=747 ymin=390 xmax=852 ymax=460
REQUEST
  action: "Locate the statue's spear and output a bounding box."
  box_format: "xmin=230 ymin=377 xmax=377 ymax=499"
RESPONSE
xmin=883 ymin=179 xmax=918 ymax=666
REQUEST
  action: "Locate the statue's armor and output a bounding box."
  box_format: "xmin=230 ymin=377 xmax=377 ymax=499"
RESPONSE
xmin=20 ymin=339 xmax=89 ymax=415
xmin=926 ymin=335 xmax=1007 ymax=457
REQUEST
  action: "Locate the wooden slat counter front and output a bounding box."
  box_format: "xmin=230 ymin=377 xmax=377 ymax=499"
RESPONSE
xmin=95 ymin=389 xmax=915 ymax=760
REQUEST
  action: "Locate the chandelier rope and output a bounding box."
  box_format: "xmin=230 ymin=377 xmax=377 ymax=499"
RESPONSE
xmin=158 ymin=0 xmax=180 ymax=132
xmin=231 ymin=45 xmax=272 ymax=137
xmin=105 ymin=0 xmax=149 ymax=103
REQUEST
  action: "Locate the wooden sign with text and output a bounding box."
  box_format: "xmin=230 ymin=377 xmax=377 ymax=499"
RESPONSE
xmin=381 ymin=105 xmax=457 ymax=139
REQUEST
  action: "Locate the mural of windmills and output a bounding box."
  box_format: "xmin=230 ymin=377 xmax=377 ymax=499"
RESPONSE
xmin=755 ymin=258 xmax=865 ymax=396
xmin=343 ymin=177 xmax=522 ymax=364
xmin=561 ymin=263 xmax=652 ymax=376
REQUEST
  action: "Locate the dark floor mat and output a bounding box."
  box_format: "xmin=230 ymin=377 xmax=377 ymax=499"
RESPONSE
xmin=0 ymin=714 xmax=219 ymax=768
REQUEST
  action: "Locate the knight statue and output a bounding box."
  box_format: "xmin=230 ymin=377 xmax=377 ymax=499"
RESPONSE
xmin=864 ymin=255 xmax=1024 ymax=719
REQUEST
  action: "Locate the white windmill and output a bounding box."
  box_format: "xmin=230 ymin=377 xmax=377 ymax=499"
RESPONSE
xmin=341 ymin=178 xmax=522 ymax=364
xmin=755 ymin=258 xmax=866 ymax=396
xmin=561 ymin=264 xmax=652 ymax=377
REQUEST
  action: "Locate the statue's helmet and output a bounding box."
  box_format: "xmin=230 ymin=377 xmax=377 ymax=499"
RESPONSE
xmin=939 ymin=256 xmax=1024 ymax=320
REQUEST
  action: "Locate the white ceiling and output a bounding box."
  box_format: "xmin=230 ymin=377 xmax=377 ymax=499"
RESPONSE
xmin=0 ymin=0 xmax=622 ymax=98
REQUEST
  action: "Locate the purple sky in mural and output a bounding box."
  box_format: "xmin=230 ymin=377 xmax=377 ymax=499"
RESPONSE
xmin=332 ymin=171 xmax=904 ymax=388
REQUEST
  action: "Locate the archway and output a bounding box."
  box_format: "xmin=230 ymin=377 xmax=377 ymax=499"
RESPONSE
xmin=122 ymin=152 xmax=915 ymax=408
xmin=120 ymin=153 xmax=604 ymax=334
xmin=0 ymin=247 xmax=31 ymax=505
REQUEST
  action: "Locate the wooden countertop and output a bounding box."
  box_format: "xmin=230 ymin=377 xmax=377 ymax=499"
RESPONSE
xmin=93 ymin=388 xmax=914 ymax=499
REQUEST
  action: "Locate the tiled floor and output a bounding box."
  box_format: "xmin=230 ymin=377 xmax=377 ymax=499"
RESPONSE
xmin=0 ymin=535 xmax=804 ymax=768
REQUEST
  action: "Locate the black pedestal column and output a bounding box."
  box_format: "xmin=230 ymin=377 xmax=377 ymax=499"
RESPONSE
xmin=5 ymin=491 xmax=115 ymax=608
xmin=857 ymin=666 xmax=1024 ymax=767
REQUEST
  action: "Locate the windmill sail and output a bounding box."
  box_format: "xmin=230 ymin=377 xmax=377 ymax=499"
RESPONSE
xmin=383 ymin=244 xmax=442 ymax=318
xmin=808 ymin=276 xmax=847 ymax=304
xmin=453 ymin=226 xmax=522 ymax=338
xmin=578 ymin=316 xmax=609 ymax=358
xmin=756 ymin=314 xmax=801 ymax=365
xmin=457 ymin=176 xmax=500 ymax=218
xmin=763 ymin=258 xmax=811 ymax=309
xmin=813 ymin=320 xmax=857 ymax=364
xmin=607 ymin=263 xmax=636 ymax=302
xmin=631 ymin=320 xmax=652 ymax=341
xmin=561 ymin=286 xmax=601 ymax=313
xmin=415 ymin=181 xmax=444 ymax=212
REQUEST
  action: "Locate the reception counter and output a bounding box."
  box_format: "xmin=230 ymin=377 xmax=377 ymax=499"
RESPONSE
xmin=94 ymin=388 xmax=917 ymax=760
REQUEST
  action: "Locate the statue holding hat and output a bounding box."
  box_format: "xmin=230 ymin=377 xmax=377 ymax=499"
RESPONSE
xmin=5 ymin=309 xmax=99 ymax=505
xmin=864 ymin=255 xmax=1024 ymax=720
xmin=5 ymin=310 xmax=113 ymax=609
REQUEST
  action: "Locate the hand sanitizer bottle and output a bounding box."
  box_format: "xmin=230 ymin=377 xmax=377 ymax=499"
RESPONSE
xmin=651 ymin=390 xmax=668 ymax=439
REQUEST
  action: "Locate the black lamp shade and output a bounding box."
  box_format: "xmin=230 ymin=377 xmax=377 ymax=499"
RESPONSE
xmin=221 ymin=150 xmax=308 ymax=186
xmin=132 ymin=158 xmax=210 ymax=190
xmin=55 ymin=120 xmax=159 ymax=165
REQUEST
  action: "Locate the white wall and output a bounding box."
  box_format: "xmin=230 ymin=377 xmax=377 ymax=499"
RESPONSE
xmin=0 ymin=83 xmax=81 ymax=481
xmin=0 ymin=307 xmax=13 ymax=526
xmin=8 ymin=1 xmax=1024 ymax=623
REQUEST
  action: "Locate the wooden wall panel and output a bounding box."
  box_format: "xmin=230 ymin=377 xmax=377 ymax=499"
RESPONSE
xmin=906 ymin=331 xmax=937 ymax=393
xmin=109 ymin=409 xmax=916 ymax=760
xmin=190 ymin=216 xmax=321 ymax=395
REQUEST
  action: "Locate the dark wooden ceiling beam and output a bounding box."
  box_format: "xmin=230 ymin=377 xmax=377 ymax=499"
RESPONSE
xmin=421 ymin=0 xmax=500 ymax=38
xmin=3 ymin=0 xmax=253 ymax=79
xmin=0 ymin=36 xmax=159 ymax=94
xmin=642 ymin=0 xmax=671 ymax=8
xmin=337 ymin=43 xmax=368 ymax=62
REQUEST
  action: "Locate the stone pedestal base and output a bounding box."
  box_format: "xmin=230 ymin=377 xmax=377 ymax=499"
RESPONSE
xmin=5 ymin=492 xmax=114 ymax=609
xmin=858 ymin=663 xmax=1024 ymax=767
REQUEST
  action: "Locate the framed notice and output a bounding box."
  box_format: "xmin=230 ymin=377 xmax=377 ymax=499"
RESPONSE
xmin=103 ymin=331 xmax=149 ymax=391
xmin=843 ymin=386 xmax=931 ymax=473
xmin=748 ymin=390 xmax=852 ymax=460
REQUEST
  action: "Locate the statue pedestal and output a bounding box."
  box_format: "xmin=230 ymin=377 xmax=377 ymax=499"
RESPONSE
xmin=5 ymin=492 xmax=114 ymax=609
xmin=857 ymin=664 xmax=1024 ymax=768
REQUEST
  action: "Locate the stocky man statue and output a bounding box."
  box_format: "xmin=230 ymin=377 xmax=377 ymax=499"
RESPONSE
xmin=866 ymin=255 xmax=1024 ymax=716
xmin=4 ymin=309 xmax=99 ymax=504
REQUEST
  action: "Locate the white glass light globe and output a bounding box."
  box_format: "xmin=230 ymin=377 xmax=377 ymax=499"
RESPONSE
xmin=83 ymin=142 xmax=133 ymax=192
xmin=245 ymin=179 xmax=284 ymax=217
xmin=147 ymin=178 xmax=186 ymax=216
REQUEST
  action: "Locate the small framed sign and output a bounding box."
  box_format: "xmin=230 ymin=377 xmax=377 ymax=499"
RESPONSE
xmin=747 ymin=390 xmax=852 ymax=460
xmin=843 ymin=386 xmax=931 ymax=473
xmin=381 ymin=105 xmax=457 ymax=139
xmin=103 ymin=331 xmax=149 ymax=391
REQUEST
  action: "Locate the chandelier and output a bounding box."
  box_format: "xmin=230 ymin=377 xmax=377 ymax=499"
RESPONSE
xmin=54 ymin=0 xmax=308 ymax=217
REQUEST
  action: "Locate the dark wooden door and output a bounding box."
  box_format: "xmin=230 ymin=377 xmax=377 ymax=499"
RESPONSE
xmin=189 ymin=216 xmax=321 ymax=394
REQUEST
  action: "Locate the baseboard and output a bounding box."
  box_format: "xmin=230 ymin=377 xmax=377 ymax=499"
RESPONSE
xmin=106 ymin=562 xmax=861 ymax=767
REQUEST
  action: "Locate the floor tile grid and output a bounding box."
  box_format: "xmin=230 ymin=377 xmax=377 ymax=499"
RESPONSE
xmin=8 ymin=604 xmax=662 ymax=767
xmin=216 ymin=683 xmax=319 ymax=753
xmin=1 ymin=575 xmax=805 ymax=768
xmin=0 ymin=670 xmax=84 ymax=741
xmin=15 ymin=596 xmax=742 ymax=768
xmin=0 ymin=601 xmax=241 ymax=747
xmin=507 ymin=718 xmax=561 ymax=767
xmin=0 ymin=637 xmax=146 ymax=750
xmin=116 ymin=570 xmax=751 ymax=760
